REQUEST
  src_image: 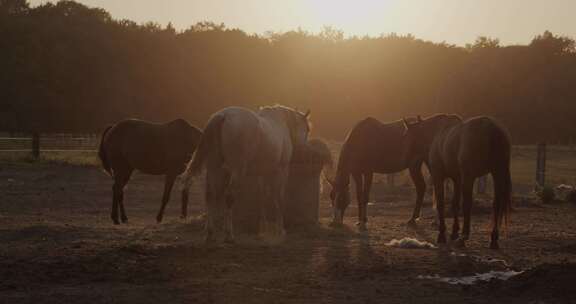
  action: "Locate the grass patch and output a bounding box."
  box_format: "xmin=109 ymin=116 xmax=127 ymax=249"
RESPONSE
xmin=0 ymin=151 xmax=99 ymax=167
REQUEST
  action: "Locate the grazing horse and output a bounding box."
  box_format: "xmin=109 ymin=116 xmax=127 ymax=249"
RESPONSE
xmin=403 ymin=115 xmax=512 ymax=249
xmin=328 ymin=115 xmax=460 ymax=231
xmin=184 ymin=105 xmax=310 ymax=243
xmin=98 ymin=119 xmax=202 ymax=224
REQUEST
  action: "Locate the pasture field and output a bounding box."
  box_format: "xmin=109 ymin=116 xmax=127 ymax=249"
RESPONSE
xmin=4 ymin=143 xmax=576 ymax=190
xmin=1 ymin=160 xmax=576 ymax=303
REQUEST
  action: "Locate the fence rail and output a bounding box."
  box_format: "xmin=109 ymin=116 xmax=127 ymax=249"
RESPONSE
xmin=0 ymin=134 xmax=99 ymax=154
xmin=1 ymin=134 xmax=575 ymax=191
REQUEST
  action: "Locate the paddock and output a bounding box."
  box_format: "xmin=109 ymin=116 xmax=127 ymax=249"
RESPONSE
xmin=1 ymin=162 xmax=576 ymax=303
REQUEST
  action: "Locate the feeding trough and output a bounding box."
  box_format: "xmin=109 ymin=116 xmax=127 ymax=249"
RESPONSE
xmin=233 ymin=139 xmax=332 ymax=234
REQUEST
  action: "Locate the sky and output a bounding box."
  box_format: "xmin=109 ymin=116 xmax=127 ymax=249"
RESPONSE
xmin=29 ymin=0 xmax=576 ymax=46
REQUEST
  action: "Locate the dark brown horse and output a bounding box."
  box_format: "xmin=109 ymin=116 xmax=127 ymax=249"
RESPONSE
xmin=328 ymin=115 xmax=460 ymax=231
xmin=403 ymin=115 xmax=512 ymax=249
xmin=98 ymin=119 xmax=202 ymax=224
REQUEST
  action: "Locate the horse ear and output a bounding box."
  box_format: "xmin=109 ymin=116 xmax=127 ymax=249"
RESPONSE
xmin=304 ymin=109 xmax=311 ymax=118
xmin=403 ymin=118 xmax=411 ymax=129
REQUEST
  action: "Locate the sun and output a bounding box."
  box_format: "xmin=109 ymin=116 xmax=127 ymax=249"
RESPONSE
xmin=306 ymin=0 xmax=394 ymax=36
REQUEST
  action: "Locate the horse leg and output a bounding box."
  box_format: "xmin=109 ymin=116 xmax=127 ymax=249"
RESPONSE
xmin=257 ymin=176 xmax=271 ymax=237
xmin=490 ymin=171 xmax=501 ymax=250
xmin=223 ymin=171 xmax=238 ymax=244
xmin=434 ymin=178 xmax=447 ymax=244
xmin=450 ymin=178 xmax=462 ymax=241
xmin=363 ymin=172 xmax=373 ymax=223
xmin=408 ymin=161 xmax=426 ymax=226
xmin=111 ymin=168 xmax=132 ymax=225
xmin=181 ymin=189 xmax=189 ymax=220
xmin=460 ymin=176 xmax=475 ymax=247
xmin=360 ymin=172 xmax=373 ymax=232
xmin=352 ymin=173 xmax=365 ymax=231
xmin=181 ymin=173 xmax=193 ymax=220
xmin=273 ymin=168 xmax=289 ymax=236
xmin=118 ymin=169 xmax=133 ymax=223
xmin=204 ymin=167 xmax=228 ymax=244
xmin=156 ymin=174 xmax=177 ymax=223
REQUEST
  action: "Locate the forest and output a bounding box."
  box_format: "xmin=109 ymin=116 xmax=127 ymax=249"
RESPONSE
xmin=2 ymin=0 xmax=576 ymax=143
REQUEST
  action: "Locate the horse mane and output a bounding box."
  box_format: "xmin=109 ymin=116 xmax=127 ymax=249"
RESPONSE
xmin=258 ymin=104 xmax=312 ymax=132
xmin=421 ymin=113 xmax=463 ymax=123
xmin=408 ymin=113 xmax=463 ymax=133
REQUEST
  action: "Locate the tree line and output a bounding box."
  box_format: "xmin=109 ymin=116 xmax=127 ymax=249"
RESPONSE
xmin=1 ymin=0 xmax=575 ymax=143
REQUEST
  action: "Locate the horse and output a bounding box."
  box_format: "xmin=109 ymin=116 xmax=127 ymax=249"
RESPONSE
xmin=98 ymin=118 xmax=202 ymax=225
xmin=402 ymin=115 xmax=512 ymax=249
xmin=328 ymin=115 xmax=460 ymax=231
xmin=183 ymin=105 xmax=310 ymax=243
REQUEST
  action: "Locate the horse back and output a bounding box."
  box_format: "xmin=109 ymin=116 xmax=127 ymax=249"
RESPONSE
xmin=105 ymin=119 xmax=198 ymax=175
xmin=339 ymin=118 xmax=407 ymax=173
xmin=214 ymin=107 xmax=265 ymax=171
xmin=434 ymin=116 xmax=510 ymax=178
xmin=458 ymin=117 xmax=510 ymax=169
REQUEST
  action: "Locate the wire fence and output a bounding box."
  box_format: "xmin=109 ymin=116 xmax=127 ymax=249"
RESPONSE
xmin=0 ymin=134 xmax=99 ymax=153
xmin=1 ymin=134 xmax=575 ymax=193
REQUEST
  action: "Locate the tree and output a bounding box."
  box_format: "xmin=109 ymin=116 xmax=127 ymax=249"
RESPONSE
xmin=0 ymin=0 xmax=28 ymax=15
xmin=530 ymin=30 xmax=575 ymax=55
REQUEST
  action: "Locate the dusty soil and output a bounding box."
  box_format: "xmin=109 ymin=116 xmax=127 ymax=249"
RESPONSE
xmin=1 ymin=163 xmax=576 ymax=304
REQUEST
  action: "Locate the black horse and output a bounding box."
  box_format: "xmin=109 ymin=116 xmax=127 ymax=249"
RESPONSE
xmin=403 ymin=115 xmax=512 ymax=249
xmin=98 ymin=119 xmax=202 ymax=224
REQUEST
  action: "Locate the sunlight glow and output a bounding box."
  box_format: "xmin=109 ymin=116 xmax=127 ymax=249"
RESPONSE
xmin=306 ymin=0 xmax=395 ymax=36
xmin=28 ymin=0 xmax=576 ymax=45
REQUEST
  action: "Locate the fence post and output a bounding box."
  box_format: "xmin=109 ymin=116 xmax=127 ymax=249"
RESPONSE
xmin=535 ymin=143 xmax=547 ymax=189
xmin=32 ymin=132 xmax=40 ymax=159
xmin=477 ymin=175 xmax=487 ymax=194
xmin=387 ymin=173 xmax=395 ymax=187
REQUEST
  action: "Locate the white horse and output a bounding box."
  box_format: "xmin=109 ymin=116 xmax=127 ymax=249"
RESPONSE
xmin=185 ymin=105 xmax=310 ymax=242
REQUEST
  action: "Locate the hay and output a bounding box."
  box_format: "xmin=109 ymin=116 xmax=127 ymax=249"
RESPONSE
xmin=385 ymin=237 xmax=437 ymax=249
xmin=418 ymin=270 xmax=522 ymax=285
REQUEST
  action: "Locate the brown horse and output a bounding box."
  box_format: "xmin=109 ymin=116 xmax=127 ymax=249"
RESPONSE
xmin=98 ymin=119 xmax=202 ymax=225
xmin=328 ymin=115 xmax=460 ymax=231
xmin=403 ymin=115 xmax=512 ymax=249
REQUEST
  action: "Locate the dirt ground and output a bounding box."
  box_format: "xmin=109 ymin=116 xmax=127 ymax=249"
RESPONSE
xmin=1 ymin=163 xmax=576 ymax=304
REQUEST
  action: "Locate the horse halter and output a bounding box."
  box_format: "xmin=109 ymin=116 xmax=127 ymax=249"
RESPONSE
xmin=403 ymin=115 xmax=423 ymax=129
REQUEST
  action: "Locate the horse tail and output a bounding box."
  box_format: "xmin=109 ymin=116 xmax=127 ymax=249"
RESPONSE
xmin=492 ymin=129 xmax=512 ymax=231
xmin=493 ymin=164 xmax=512 ymax=230
xmin=188 ymin=114 xmax=225 ymax=177
xmin=98 ymin=125 xmax=113 ymax=177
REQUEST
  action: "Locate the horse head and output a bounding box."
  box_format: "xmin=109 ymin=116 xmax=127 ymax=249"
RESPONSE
xmin=286 ymin=108 xmax=311 ymax=147
xmin=325 ymin=175 xmax=351 ymax=225
xmin=402 ymin=114 xmax=462 ymax=166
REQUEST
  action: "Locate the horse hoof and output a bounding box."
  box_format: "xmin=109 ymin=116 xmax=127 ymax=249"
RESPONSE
xmin=437 ymin=234 xmax=447 ymax=244
xmin=454 ymin=238 xmax=466 ymax=248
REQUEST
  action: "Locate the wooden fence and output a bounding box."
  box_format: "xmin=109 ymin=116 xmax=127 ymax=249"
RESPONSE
xmin=0 ymin=133 xmax=573 ymax=191
xmin=0 ymin=133 xmax=99 ymax=156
